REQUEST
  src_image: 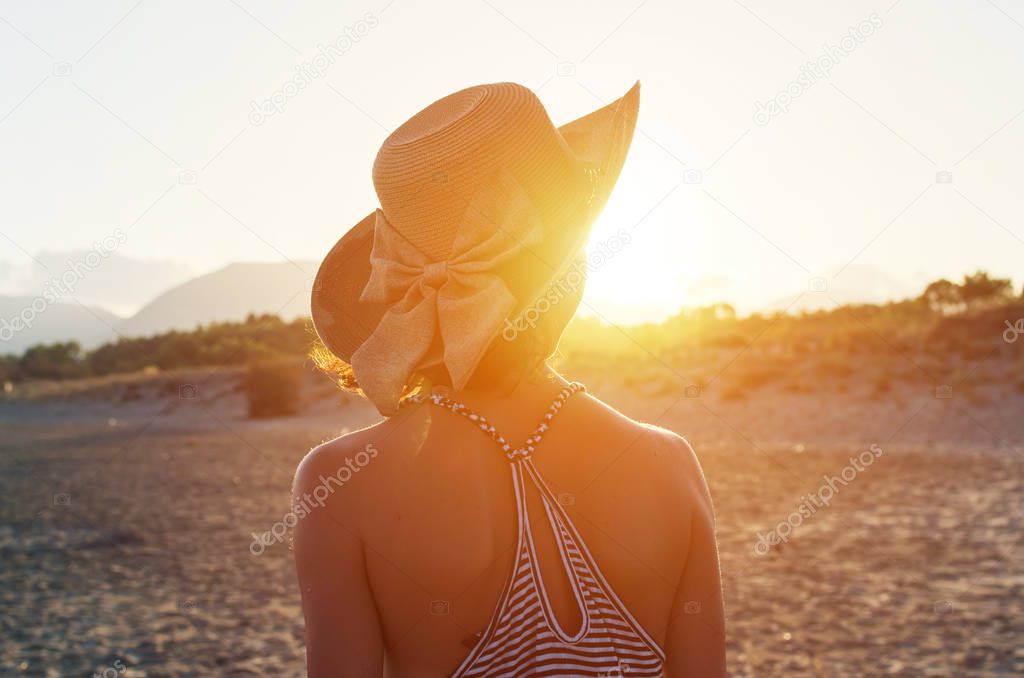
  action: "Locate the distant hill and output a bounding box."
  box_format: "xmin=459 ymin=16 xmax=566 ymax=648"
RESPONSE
xmin=3 ymin=250 xmax=195 ymax=317
xmin=0 ymin=296 xmax=122 ymax=354
xmin=117 ymin=261 xmax=318 ymax=338
xmin=1 ymin=261 xmax=319 ymax=354
xmin=765 ymin=264 xmax=915 ymax=314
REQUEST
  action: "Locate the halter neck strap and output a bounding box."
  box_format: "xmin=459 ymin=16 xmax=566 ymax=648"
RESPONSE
xmin=408 ymin=382 xmax=586 ymax=461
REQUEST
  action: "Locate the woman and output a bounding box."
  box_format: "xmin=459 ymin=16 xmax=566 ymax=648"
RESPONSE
xmin=296 ymin=81 xmax=725 ymax=677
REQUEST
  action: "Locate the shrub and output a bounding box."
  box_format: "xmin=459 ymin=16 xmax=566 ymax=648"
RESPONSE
xmin=19 ymin=342 xmax=88 ymax=380
xmin=721 ymin=385 xmax=745 ymax=401
xmin=872 ymin=377 xmax=891 ymax=398
xmin=244 ymin=361 xmax=302 ymax=418
xmin=813 ymin=356 xmax=855 ymax=380
xmin=783 ymin=378 xmax=811 ymax=393
xmin=734 ymin=363 xmax=788 ymax=390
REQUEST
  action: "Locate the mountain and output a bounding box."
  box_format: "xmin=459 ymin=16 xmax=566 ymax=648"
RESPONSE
xmin=117 ymin=261 xmax=318 ymax=337
xmin=0 ymin=296 xmax=123 ymax=354
xmin=2 ymin=251 xmax=195 ymax=317
xmin=765 ymin=264 xmax=916 ymax=314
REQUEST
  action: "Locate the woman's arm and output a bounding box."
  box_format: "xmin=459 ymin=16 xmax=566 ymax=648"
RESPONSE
xmin=293 ymin=445 xmax=384 ymax=677
xmin=663 ymin=440 xmax=726 ymax=677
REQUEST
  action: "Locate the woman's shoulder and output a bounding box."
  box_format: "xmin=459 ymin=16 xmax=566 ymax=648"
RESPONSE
xmin=574 ymin=392 xmax=702 ymax=461
xmin=292 ymin=419 xmax=394 ymax=519
xmin=568 ymin=392 xmax=712 ymax=506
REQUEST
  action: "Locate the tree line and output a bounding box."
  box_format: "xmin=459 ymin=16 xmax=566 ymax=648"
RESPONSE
xmin=1 ymin=272 xmax=1020 ymax=384
xmin=0 ymin=314 xmax=310 ymax=383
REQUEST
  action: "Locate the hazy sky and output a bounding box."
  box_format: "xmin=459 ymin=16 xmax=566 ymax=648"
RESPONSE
xmin=1 ymin=0 xmax=1023 ymax=323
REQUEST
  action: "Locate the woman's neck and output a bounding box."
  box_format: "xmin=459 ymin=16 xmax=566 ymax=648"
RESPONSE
xmin=428 ymin=364 xmax=570 ymax=413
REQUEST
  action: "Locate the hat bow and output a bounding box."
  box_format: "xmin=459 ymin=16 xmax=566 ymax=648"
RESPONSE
xmin=350 ymin=169 xmax=544 ymax=413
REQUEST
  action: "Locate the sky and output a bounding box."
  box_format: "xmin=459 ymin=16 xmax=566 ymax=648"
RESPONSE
xmin=1 ymin=0 xmax=1023 ymax=324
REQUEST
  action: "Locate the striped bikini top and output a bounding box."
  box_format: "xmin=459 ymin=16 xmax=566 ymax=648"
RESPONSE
xmin=411 ymin=382 xmax=665 ymax=677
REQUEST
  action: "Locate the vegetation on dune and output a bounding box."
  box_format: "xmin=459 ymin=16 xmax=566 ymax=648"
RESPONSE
xmin=244 ymin=361 xmax=303 ymax=418
xmin=0 ymin=314 xmax=311 ymax=384
xmin=555 ymin=271 xmax=1024 ymax=400
xmin=0 ymin=273 xmax=1021 ymax=397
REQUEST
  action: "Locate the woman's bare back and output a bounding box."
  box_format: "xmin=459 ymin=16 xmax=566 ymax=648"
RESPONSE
xmin=293 ymin=376 xmax=725 ymax=676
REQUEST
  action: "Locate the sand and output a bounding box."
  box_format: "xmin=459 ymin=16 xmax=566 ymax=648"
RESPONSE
xmin=1 ymin=368 xmax=1022 ymax=676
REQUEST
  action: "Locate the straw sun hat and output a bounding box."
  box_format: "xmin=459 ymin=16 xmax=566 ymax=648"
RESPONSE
xmin=311 ymin=81 xmax=640 ymax=414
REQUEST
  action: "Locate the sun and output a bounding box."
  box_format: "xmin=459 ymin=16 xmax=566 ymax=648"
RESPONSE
xmin=579 ymin=180 xmax=705 ymax=326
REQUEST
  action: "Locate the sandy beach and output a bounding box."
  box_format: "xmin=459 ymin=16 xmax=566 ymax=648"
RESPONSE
xmin=1 ymin=365 xmax=1021 ymax=677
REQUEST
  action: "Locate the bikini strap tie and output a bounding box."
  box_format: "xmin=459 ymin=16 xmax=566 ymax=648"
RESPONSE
xmin=408 ymin=382 xmax=585 ymax=462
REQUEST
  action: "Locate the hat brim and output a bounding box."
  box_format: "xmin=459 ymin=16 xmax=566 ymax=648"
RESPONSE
xmin=311 ymin=82 xmax=640 ymax=366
